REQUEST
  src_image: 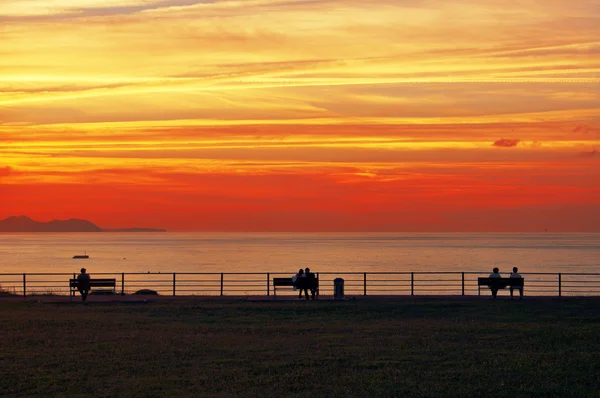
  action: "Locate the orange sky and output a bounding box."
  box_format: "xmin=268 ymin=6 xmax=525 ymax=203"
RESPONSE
xmin=1 ymin=0 xmax=599 ymax=231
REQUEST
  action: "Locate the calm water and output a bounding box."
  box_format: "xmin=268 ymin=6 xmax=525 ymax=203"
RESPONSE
xmin=1 ymin=232 xmax=599 ymax=275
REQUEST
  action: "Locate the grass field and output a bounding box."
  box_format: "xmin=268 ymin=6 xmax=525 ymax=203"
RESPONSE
xmin=1 ymin=297 xmax=599 ymax=397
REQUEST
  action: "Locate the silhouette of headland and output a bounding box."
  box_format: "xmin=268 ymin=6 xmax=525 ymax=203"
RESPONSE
xmin=0 ymin=216 xmax=166 ymax=232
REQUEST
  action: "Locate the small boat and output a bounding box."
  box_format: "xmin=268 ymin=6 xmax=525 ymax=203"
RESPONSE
xmin=73 ymin=251 xmax=89 ymax=259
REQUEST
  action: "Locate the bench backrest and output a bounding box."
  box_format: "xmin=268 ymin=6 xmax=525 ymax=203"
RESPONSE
xmin=477 ymin=277 xmax=524 ymax=287
xmin=69 ymin=278 xmax=117 ymax=288
xmin=273 ymin=278 xmax=294 ymax=286
xmin=273 ymin=277 xmax=319 ymax=287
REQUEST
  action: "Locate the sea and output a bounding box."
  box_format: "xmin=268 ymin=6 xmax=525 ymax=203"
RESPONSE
xmin=1 ymin=232 xmax=599 ymax=275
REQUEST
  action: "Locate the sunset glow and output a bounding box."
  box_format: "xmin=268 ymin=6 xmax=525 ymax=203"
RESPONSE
xmin=1 ymin=0 xmax=599 ymax=231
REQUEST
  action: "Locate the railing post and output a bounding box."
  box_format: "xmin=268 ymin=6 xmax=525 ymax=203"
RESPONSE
xmin=121 ymin=272 xmax=125 ymax=295
xmin=23 ymin=273 xmax=26 ymax=297
xmin=267 ymin=273 xmax=270 ymax=296
xmin=462 ymin=272 xmax=465 ymax=296
xmin=411 ymin=272 xmax=414 ymax=296
xmin=173 ymin=273 xmax=176 ymax=296
xmin=364 ymin=272 xmax=367 ymax=296
xmin=558 ymin=273 xmax=562 ymax=297
xmin=220 ymin=273 xmax=224 ymax=296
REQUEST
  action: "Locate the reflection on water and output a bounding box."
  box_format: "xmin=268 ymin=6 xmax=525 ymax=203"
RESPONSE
xmin=1 ymin=232 xmax=599 ymax=275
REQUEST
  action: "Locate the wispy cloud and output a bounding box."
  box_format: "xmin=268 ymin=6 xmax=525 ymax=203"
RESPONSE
xmin=493 ymin=139 xmax=520 ymax=148
xmin=0 ymin=0 xmax=214 ymax=19
xmin=1 ymin=0 xmax=599 ymax=230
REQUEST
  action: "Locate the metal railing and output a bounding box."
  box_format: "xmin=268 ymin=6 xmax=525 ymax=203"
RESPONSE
xmin=1 ymin=271 xmax=600 ymax=297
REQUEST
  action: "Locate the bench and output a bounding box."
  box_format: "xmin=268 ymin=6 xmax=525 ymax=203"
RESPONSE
xmin=478 ymin=277 xmax=523 ymax=295
xmin=69 ymin=278 xmax=117 ymax=296
xmin=273 ymin=277 xmax=319 ymax=297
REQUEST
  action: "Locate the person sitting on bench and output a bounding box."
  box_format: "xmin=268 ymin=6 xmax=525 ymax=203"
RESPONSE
xmin=295 ymin=269 xmax=309 ymax=300
xmin=510 ymin=267 xmax=523 ymax=299
xmin=305 ymin=267 xmax=317 ymax=300
xmin=489 ymin=267 xmax=501 ymax=299
xmin=77 ymin=268 xmax=91 ymax=301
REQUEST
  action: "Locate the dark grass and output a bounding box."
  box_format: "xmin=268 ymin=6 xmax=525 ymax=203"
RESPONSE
xmin=1 ymin=298 xmax=600 ymax=397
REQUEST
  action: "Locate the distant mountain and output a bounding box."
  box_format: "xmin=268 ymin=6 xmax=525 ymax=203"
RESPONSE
xmin=0 ymin=216 xmax=102 ymax=232
xmin=0 ymin=216 xmax=166 ymax=232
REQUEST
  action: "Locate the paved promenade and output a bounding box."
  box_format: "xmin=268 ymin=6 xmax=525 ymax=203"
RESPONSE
xmin=0 ymin=293 xmax=588 ymax=304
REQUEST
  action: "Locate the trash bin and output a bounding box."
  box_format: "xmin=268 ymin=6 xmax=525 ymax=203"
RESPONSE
xmin=334 ymin=278 xmax=344 ymax=299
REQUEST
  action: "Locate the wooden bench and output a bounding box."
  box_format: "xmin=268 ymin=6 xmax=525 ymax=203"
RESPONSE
xmin=273 ymin=277 xmax=319 ymax=297
xmin=478 ymin=277 xmax=523 ymax=295
xmin=69 ymin=278 xmax=117 ymax=296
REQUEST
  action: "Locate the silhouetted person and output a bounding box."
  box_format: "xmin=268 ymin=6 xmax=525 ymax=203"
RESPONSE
xmin=489 ymin=267 xmax=501 ymax=299
xmin=292 ymin=268 xmax=303 ymax=294
xmin=294 ymin=269 xmax=304 ymax=299
xmin=510 ymin=267 xmax=523 ymax=299
xmin=77 ymin=268 xmax=91 ymax=301
xmin=295 ymin=269 xmax=309 ymax=300
xmin=305 ymin=267 xmax=317 ymax=299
